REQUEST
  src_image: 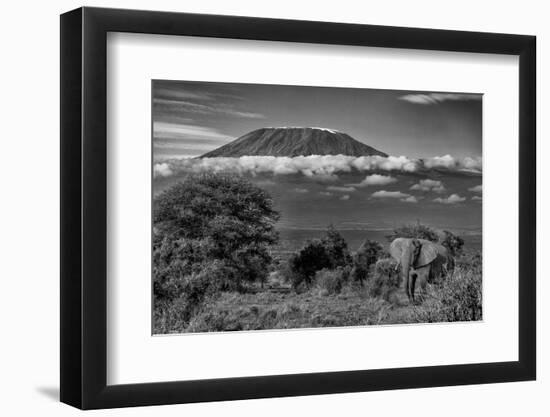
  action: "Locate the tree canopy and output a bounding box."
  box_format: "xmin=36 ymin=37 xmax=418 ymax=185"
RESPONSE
xmin=153 ymin=173 xmax=280 ymax=304
xmin=386 ymin=223 xmax=440 ymax=242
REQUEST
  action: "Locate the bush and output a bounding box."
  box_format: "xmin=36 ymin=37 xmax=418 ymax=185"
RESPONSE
xmin=315 ymin=268 xmax=346 ymax=295
xmin=386 ymin=223 xmax=439 ymax=242
xmin=352 ymin=239 xmax=383 ymax=285
xmin=153 ymin=238 xmax=235 ymax=301
xmin=322 ymin=225 xmax=352 ymax=268
xmin=412 ymin=265 xmax=482 ymax=322
xmin=153 ymin=260 xmax=233 ymax=333
xmin=456 ymin=250 xmax=482 ymax=272
xmin=289 ymin=239 xmax=331 ymax=288
xmin=368 ymin=258 xmax=400 ymax=301
xmin=440 ymin=230 xmax=465 ymax=256
xmin=288 ymin=226 xmax=352 ymax=289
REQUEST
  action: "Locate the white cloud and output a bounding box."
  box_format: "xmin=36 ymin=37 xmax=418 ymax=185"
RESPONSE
xmin=153 ymin=99 xmax=266 ymax=119
xmin=371 ymin=190 xmax=418 ymax=203
xmin=423 ymin=155 xmax=482 ymax=173
xmin=153 ymin=162 xmax=173 ymax=178
xmin=351 ymin=174 xmax=397 ymax=187
xmin=340 ymin=195 xmax=351 ymax=201
xmin=326 ymin=185 xmax=356 ymax=193
xmin=433 ymin=194 xmax=466 ymax=204
xmin=154 ymin=89 xmax=212 ymax=101
xmin=293 ymin=187 xmax=309 ymax=193
xmin=351 ymin=155 xmax=419 ymax=172
xmin=402 ymin=196 xmax=419 ymax=203
xmin=153 ymin=122 xmax=231 ymax=141
xmin=371 ymin=190 xmax=410 ymax=199
xmin=423 ymin=155 xmax=455 ymax=169
xmin=410 ymin=179 xmax=445 ymax=193
xmin=461 ymin=157 xmax=483 ymax=172
xmin=319 ymin=191 xmax=333 ymax=197
xmin=399 ymin=93 xmax=482 ymax=105
xmin=468 ymin=184 xmax=483 ymax=193
xmin=153 ymin=154 xmax=482 ymax=179
xmin=472 ymin=196 xmax=482 ymax=201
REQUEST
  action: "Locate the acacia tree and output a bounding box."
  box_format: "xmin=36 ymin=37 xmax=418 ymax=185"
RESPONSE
xmin=289 ymin=226 xmax=352 ymax=289
xmin=386 ymin=223 xmax=439 ymax=242
xmin=322 ymin=225 xmax=352 ymax=269
xmin=153 ymin=173 xmax=280 ymax=303
xmin=289 ymin=239 xmax=331 ymax=288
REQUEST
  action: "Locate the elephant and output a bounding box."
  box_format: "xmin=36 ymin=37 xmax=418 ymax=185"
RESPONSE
xmin=389 ymin=237 xmax=454 ymax=303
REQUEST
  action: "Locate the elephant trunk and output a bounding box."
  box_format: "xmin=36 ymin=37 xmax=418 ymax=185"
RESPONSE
xmin=400 ymin=247 xmax=413 ymax=300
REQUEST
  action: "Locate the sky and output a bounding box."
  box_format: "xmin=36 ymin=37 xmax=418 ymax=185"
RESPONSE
xmin=152 ymin=80 xmax=483 ymax=237
xmin=152 ymin=80 xmax=482 ymax=160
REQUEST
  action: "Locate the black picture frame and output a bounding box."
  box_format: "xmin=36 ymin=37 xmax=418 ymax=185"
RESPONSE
xmin=60 ymin=6 xmax=536 ymax=410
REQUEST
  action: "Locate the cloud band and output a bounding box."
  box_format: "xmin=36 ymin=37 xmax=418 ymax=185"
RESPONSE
xmin=153 ymin=154 xmax=482 ymax=179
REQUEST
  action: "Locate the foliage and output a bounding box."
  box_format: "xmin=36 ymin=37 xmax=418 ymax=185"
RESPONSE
xmin=321 ymin=225 xmax=353 ymax=269
xmin=368 ymin=258 xmax=401 ymax=301
xmin=440 ymin=230 xmax=465 ymax=256
xmin=288 ymin=226 xmax=353 ymax=289
xmin=352 ymin=239 xmax=383 ymax=285
xmin=456 ymin=250 xmax=482 ymax=272
xmin=157 ymin=250 xmax=484 ymax=333
xmin=315 ymin=268 xmax=347 ymax=295
xmin=153 ymin=173 xmax=279 ymax=294
xmin=184 ymin=289 xmax=391 ymax=332
xmin=153 ymin=174 xmax=280 ymax=327
xmin=386 ymin=222 xmax=439 ymax=242
xmin=288 ymin=239 xmax=331 ymax=288
xmin=411 ymin=265 xmax=482 ymax=322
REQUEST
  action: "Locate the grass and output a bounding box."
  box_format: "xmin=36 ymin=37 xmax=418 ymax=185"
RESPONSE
xmin=183 ymin=286 xmax=391 ymax=333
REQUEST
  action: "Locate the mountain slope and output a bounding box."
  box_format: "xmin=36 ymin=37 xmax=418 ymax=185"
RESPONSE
xmin=201 ymin=127 xmax=387 ymax=158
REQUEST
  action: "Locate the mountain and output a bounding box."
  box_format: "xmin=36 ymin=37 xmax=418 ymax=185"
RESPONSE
xmin=200 ymin=127 xmax=387 ymax=158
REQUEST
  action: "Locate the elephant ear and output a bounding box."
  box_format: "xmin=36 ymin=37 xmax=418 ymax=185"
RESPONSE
xmin=415 ymin=243 xmax=438 ymax=268
xmin=389 ymin=238 xmax=405 ymax=260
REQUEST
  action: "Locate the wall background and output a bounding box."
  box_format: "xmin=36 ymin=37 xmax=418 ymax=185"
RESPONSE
xmin=0 ymin=0 xmax=545 ymax=415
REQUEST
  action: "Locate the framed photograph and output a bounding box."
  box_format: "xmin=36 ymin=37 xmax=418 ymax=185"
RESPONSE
xmin=60 ymin=7 xmax=536 ymax=409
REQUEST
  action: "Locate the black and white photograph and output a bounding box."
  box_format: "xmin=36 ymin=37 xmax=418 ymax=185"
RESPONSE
xmin=152 ymin=80 xmax=483 ymax=334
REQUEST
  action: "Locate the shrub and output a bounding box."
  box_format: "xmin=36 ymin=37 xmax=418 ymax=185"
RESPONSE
xmin=315 ymin=268 xmax=346 ymax=295
xmin=456 ymin=250 xmax=482 ymax=272
xmin=368 ymin=258 xmax=400 ymax=301
xmin=153 ymin=238 xmax=236 ymax=301
xmin=279 ymin=302 xmax=301 ymax=318
xmin=152 ymin=260 xmax=234 ymax=333
xmin=440 ymin=230 xmax=465 ymax=256
xmin=386 ymin=223 xmax=439 ymax=242
xmin=352 ymin=239 xmax=383 ymax=285
xmin=412 ymin=265 xmax=482 ymax=322
xmin=289 ymin=239 xmax=331 ymax=288
xmin=288 ymin=226 xmax=353 ymax=289
xmin=439 ymin=267 xmax=482 ymax=320
xmin=322 ymin=225 xmax=352 ymax=268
